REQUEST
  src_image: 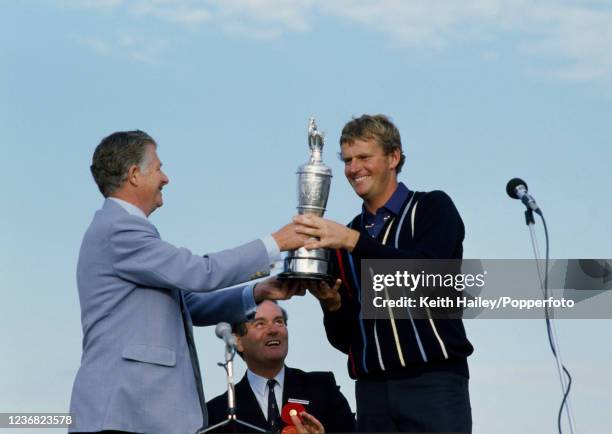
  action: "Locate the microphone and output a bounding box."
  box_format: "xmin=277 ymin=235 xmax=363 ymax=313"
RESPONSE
xmin=215 ymin=322 xmax=237 ymax=348
xmin=506 ymin=177 xmax=542 ymax=215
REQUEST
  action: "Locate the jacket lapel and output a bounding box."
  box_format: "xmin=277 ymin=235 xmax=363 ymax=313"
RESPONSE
xmin=281 ymin=367 xmax=309 ymax=409
xmin=235 ymin=374 xmax=268 ymax=429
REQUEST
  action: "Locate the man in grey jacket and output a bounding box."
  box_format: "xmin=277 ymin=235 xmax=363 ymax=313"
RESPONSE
xmin=69 ymin=130 xmax=306 ymax=434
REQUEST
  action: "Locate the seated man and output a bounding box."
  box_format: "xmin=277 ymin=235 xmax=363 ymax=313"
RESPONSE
xmin=207 ymin=300 xmax=355 ymax=433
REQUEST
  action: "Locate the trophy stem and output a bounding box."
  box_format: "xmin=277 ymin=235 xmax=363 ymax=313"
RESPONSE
xmin=309 ymin=149 xmax=323 ymax=164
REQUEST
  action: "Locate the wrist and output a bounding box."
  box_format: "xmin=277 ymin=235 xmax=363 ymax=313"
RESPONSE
xmin=321 ymin=296 xmax=341 ymax=312
xmin=344 ymin=228 xmax=360 ymax=252
xmin=271 ymin=232 xmax=284 ymax=251
xmin=322 ymin=300 xmax=341 ymax=312
xmin=253 ymin=283 xmax=264 ymax=303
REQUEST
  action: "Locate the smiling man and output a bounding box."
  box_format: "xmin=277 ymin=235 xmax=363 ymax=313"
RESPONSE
xmin=294 ymin=114 xmax=474 ymax=433
xmin=70 ymin=130 xmax=308 ymax=434
xmin=206 ymin=300 xmax=355 ymax=433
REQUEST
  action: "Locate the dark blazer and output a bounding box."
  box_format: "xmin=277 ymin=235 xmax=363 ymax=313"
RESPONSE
xmin=207 ymin=366 xmax=355 ymax=433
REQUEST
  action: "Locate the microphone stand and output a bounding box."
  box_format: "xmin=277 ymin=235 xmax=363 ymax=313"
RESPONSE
xmin=524 ymin=209 xmax=577 ymax=434
xmin=200 ymin=342 xmax=267 ymax=434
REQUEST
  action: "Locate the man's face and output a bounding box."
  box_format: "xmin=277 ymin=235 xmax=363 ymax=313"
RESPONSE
xmin=137 ymin=144 xmax=169 ymax=216
xmin=236 ymin=301 xmax=288 ymax=370
xmin=341 ymin=137 xmax=399 ymax=204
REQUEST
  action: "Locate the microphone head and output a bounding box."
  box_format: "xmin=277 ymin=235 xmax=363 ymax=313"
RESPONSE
xmin=506 ymin=177 xmax=528 ymax=199
xmin=215 ymin=322 xmax=232 ymax=339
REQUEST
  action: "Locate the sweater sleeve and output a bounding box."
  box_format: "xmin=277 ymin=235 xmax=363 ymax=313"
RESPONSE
xmin=322 ymin=290 xmax=360 ymax=355
xmin=320 ymin=372 xmax=356 ymax=432
xmin=351 ymin=190 xmax=465 ymax=260
xmin=320 ymin=249 xmax=361 ymax=355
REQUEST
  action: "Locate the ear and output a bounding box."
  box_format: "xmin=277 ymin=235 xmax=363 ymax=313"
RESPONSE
xmin=235 ymin=334 xmax=244 ymax=353
xmin=388 ymin=148 xmax=401 ymax=170
xmin=127 ymin=164 xmax=141 ymax=187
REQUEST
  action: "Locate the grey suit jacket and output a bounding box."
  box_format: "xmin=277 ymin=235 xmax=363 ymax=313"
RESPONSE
xmin=69 ymin=199 xmax=270 ymax=434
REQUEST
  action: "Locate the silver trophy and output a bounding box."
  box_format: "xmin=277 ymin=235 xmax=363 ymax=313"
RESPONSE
xmin=280 ymin=118 xmax=333 ymax=281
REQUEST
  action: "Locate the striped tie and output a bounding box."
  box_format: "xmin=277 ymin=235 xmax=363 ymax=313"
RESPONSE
xmin=267 ymin=379 xmax=280 ymax=433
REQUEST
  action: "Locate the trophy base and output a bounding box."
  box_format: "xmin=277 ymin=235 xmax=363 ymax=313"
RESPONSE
xmin=277 ymin=271 xmax=333 ymax=282
xmin=279 ymin=251 xmax=333 ymax=282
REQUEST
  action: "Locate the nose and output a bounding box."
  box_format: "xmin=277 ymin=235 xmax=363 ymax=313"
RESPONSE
xmin=265 ymin=322 xmax=284 ymax=336
xmin=345 ymin=159 xmax=361 ymax=175
xmin=161 ymin=170 xmax=169 ymax=185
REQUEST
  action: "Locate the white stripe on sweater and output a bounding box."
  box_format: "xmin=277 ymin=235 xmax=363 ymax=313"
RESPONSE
xmin=379 ymin=221 xmax=407 ymax=368
xmin=396 ymin=196 xmax=428 ymax=362
xmin=372 ymin=316 xmax=386 ymax=371
xmin=411 ymin=200 xmax=449 ymax=360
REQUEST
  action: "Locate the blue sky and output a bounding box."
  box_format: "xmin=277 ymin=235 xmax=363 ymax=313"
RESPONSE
xmin=1 ymin=1 xmax=611 ymax=433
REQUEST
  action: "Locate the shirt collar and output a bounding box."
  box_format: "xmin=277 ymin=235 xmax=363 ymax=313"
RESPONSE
xmin=108 ymin=197 xmax=148 ymax=220
xmin=362 ymin=182 xmax=410 ymax=217
xmin=246 ymin=366 xmax=285 ymax=396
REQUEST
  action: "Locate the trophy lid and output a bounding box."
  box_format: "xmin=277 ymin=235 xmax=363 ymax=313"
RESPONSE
xmin=297 ymin=117 xmax=332 ymax=177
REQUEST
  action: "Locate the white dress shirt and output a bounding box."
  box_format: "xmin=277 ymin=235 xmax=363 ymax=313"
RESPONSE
xmin=246 ymin=367 xmax=285 ymax=420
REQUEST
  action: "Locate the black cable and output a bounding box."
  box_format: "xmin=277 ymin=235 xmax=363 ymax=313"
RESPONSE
xmin=558 ymin=367 xmax=573 ymax=434
xmin=217 ymin=347 xmax=237 ymax=373
xmin=539 ymin=214 xmax=573 ymax=434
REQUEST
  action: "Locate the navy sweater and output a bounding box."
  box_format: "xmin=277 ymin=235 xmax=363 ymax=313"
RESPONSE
xmin=323 ymin=190 xmax=474 ymax=380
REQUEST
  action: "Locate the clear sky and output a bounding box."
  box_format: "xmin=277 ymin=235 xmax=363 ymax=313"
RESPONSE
xmin=1 ymin=1 xmax=611 ymax=433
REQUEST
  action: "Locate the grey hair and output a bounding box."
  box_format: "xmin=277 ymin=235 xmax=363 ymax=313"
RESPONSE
xmin=90 ymin=130 xmax=156 ymax=197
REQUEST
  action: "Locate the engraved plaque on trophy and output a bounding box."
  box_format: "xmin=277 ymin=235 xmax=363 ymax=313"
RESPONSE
xmin=279 ymin=118 xmax=333 ymax=281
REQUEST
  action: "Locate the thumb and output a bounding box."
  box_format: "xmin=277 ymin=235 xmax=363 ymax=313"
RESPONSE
xmin=290 ymin=414 xmax=306 ymax=433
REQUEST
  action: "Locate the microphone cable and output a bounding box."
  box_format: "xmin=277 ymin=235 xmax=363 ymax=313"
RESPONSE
xmin=507 ymin=178 xmax=576 ymax=433
xmin=528 ymin=210 xmax=576 ymax=434
xmin=538 ymin=214 xmax=574 ymax=434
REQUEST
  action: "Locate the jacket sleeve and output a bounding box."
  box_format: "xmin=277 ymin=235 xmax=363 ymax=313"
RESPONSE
xmin=110 ymin=214 xmax=270 ymax=292
xmin=351 ymin=190 xmax=465 ymax=260
xmin=184 ymin=285 xmax=254 ymax=326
